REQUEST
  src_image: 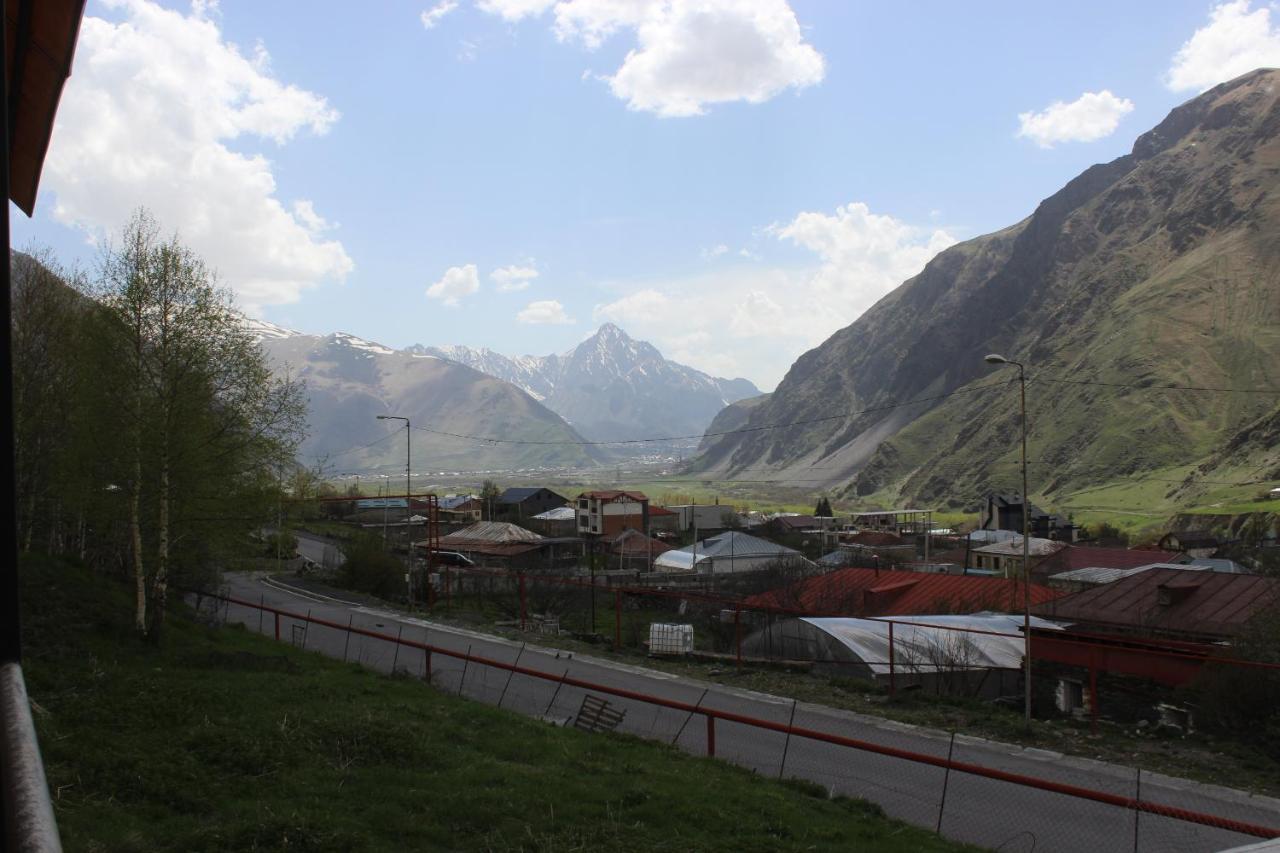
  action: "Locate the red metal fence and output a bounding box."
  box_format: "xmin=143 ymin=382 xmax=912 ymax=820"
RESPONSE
xmin=198 ymin=588 xmax=1280 ymax=851
xmin=422 ymin=565 xmax=1280 ymax=715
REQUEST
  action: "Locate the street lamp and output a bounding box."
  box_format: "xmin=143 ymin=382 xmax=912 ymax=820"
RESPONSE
xmin=983 ymin=353 xmax=1032 ymax=730
xmin=376 ymin=414 xmax=411 ymax=604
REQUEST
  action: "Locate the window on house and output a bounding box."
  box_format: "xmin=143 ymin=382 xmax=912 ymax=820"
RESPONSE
xmin=1056 ymin=679 xmax=1084 ymax=714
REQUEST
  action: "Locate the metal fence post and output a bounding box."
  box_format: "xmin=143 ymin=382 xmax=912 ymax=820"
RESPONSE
xmin=705 ymin=714 xmax=716 ymax=757
xmin=888 ymin=621 xmax=896 ymax=696
xmin=459 ymin=643 xmax=472 ymax=696
xmin=778 ymin=699 xmax=798 ymax=779
xmin=1090 ymin=651 xmax=1099 ymax=734
xmin=1133 ymin=768 xmax=1142 ymax=853
xmin=735 ymin=607 xmax=742 ymax=667
xmin=937 ymin=731 xmax=956 ymax=834
xmin=392 ymin=625 xmax=403 ymax=673
xmin=519 ymin=572 xmax=527 ymax=632
xmin=274 ymin=610 xmax=279 ymax=642
xmin=614 ymin=589 xmax=622 ymax=650
xmin=498 ymin=643 xmax=525 ymax=709
xmin=343 ymin=615 xmax=353 ymax=662
xmin=258 ymin=594 xmax=264 ymax=634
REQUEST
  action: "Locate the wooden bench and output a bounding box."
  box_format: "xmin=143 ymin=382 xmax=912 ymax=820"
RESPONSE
xmin=573 ymin=694 xmax=626 ymax=734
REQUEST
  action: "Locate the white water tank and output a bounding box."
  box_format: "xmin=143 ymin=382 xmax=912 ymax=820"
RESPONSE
xmin=648 ymin=623 xmax=694 ymax=655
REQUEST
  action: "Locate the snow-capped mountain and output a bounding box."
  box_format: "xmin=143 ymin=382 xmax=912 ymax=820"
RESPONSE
xmin=256 ymin=330 xmax=603 ymax=472
xmin=416 ymin=324 xmax=760 ymax=443
xmin=243 ymin=317 xmax=305 ymax=341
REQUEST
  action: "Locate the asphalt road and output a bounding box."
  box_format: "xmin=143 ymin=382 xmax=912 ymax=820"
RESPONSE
xmin=293 ymin=532 xmax=345 ymax=570
xmin=209 ymin=572 xmax=1280 ymax=853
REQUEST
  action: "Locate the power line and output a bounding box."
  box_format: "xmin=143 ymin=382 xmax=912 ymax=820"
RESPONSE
xmin=299 ymin=429 xmax=399 ymax=460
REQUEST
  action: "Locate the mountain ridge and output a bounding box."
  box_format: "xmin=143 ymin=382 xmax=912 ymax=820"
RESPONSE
xmin=255 ymin=330 xmax=606 ymax=474
xmin=414 ymin=322 xmax=761 ymax=443
xmin=692 ymin=68 xmax=1280 ymax=507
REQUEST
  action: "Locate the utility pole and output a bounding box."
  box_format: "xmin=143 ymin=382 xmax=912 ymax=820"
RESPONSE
xmin=984 ymin=353 xmax=1032 ymax=731
xmin=377 ymin=414 xmax=411 ymax=603
xmin=381 ymin=479 xmax=388 ymax=549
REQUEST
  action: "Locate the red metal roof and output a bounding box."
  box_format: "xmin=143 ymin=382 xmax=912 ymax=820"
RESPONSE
xmin=648 ymin=505 xmax=676 ymax=516
xmin=1033 ymin=567 xmax=1279 ymax=640
xmin=580 ymin=490 xmax=648 ymax=502
xmin=1034 ymin=545 xmax=1181 ymax=577
xmin=744 ymin=568 xmax=1066 ymax=617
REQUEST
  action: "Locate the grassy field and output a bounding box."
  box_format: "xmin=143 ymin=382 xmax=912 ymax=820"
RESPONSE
xmin=20 ymin=558 xmax=978 ymax=853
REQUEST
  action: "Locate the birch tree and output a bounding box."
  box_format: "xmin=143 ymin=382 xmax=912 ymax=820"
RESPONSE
xmin=97 ymin=210 xmax=306 ymax=640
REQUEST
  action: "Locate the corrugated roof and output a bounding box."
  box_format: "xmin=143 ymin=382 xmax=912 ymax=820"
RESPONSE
xmin=972 ymin=537 xmax=1064 ymax=557
xmin=1034 ymin=568 xmax=1280 ymax=639
xmin=673 ymin=531 xmax=802 ymax=560
xmin=498 ymin=487 xmax=565 ymax=504
xmin=745 ymin=568 xmax=1066 ymax=616
xmin=531 ymin=506 xmax=576 ymax=521
xmin=580 ymin=490 xmax=648 ymax=501
xmin=1039 ymin=545 xmax=1183 ymax=573
xmin=441 ymin=521 xmax=544 ymax=544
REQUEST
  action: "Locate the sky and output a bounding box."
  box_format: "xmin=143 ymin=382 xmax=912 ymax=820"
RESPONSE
xmin=14 ymin=0 xmax=1280 ymax=389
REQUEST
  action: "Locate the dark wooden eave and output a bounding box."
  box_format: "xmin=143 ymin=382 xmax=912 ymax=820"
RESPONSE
xmin=5 ymin=0 xmax=86 ymax=215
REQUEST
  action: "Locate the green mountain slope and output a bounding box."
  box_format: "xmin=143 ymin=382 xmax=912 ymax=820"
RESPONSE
xmin=694 ymin=69 xmax=1280 ymax=508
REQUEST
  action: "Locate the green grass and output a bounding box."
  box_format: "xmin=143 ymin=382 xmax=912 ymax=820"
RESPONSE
xmin=20 ymin=558 xmax=977 ymax=852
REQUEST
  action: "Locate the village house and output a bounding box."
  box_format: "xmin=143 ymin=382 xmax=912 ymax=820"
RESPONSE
xmin=979 ymin=493 xmax=1079 ymax=542
xmin=576 ymin=490 xmax=650 ymax=537
xmin=970 ymin=536 xmax=1064 ymax=576
xmin=665 ymin=503 xmax=738 ymax=533
xmin=653 ymin=530 xmax=808 ymax=574
xmin=437 ymin=494 xmax=483 ymax=525
xmin=606 ymin=528 xmax=672 ymax=571
xmin=526 ymin=506 xmax=577 ymax=537
xmin=496 ymin=487 xmax=569 ymax=522
xmin=1034 ymin=567 xmax=1279 ymax=644
xmin=1156 ymin=530 xmax=1220 ymax=559
xmin=418 ymin=521 xmax=581 ymax=571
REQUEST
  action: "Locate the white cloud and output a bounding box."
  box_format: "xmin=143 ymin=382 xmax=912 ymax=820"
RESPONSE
xmin=44 ymin=0 xmax=351 ymax=312
xmin=292 ymin=199 xmax=333 ymax=232
xmin=492 ymin=263 xmax=540 ymax=291
xmin=701 ymin=243 xmax=729 ymax=259
xmin=427 ymin=264 xmax=481 ymax=306
xmin=594 ymin=202 xmax=956 ymax=387
xmin=478 ymin=0 xmax=825 ymax=117
xmin=421 ymin=1 xmax=459 ymax=29
xmin=1016 ymin=90 xmax=1135 ymax=148
xmin=478 ymin=0 xmax=556 ymax=21
xmin=1168 ymin=1 xmax=1280 ymax=92
xmin=517 ymin=299 xmax=573 ymax=324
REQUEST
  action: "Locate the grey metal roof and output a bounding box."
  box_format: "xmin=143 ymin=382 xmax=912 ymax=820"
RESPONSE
xmin=531 ymin=506 xmax=576 ymax=521
xmin=441 ymin=521 xmax=544 ymax=544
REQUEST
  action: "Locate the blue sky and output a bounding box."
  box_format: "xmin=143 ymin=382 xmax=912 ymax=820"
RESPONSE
xmin=14 ymin=0 xmax=1280 ymax=387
